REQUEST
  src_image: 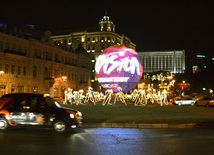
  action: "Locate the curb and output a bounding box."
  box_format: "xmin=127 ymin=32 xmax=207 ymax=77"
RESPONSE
xmin=80 ymin=123 xmax=214 ymax=129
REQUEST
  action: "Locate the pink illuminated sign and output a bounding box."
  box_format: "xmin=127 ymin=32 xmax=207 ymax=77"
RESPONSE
xmin=95 ymin=45 xmax=143 ymax=92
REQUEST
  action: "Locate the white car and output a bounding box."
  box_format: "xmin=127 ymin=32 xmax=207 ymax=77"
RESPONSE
xmin=174 ymin=97 xmax=196 ymax=106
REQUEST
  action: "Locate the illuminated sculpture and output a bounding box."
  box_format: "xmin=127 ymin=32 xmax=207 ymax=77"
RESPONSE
xmin=156 ymin=91 xmax=163 ymax=106
xmin=84 ymin=87 xmax=96 ymax=105
xmin=134 ymin=89 xmax=147 ymax=106
xmin=93 ymin=91 xmax=101 ymax=103
xmin=95 ymin=45 xmax=143 ymax=92
xmin=131 ymin=89 xmax=139 ymax=102
xmin=113 ymin=87 xmax=127 ymax=105
xmin=102 ymin=89 xmax=113 ymax=106
xmin=161 ymin=89 xmax=168 ymax=106
xmin=76 ymin=89 xmax=85 ymax=105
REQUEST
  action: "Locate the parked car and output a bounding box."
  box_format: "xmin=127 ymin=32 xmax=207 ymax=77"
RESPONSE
xmin=174 ymin=97 xmax=196 ymax=106
xmin=195 ymin=97 xmax=214 ymax=107
xmin=0 ymin=93 xmax=82 ymax=132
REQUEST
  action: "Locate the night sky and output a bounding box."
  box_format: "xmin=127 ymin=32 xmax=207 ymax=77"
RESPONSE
xmin=0 ymin=0 xmax=214 ymax=59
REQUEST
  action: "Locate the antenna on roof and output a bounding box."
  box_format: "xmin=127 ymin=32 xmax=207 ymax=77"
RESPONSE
xmin=105 ymin=10 xmax=108 ymax=16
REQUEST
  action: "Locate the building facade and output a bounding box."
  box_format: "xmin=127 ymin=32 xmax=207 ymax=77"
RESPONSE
xmin=50 ymin=14 xmax=136 ymax=91
xmin=0 ymin=31 xmax=91 ymax=97
xmin=138 ymin=50 xmax=185 ymax=74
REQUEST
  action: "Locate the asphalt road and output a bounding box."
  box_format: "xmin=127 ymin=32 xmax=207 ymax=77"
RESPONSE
xmin=0 ymin=127 xmax=214 ymax=155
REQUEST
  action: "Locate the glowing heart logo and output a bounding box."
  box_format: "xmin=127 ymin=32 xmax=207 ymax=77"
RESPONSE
xmin=95 ymin=45 xmax=143 ymax=92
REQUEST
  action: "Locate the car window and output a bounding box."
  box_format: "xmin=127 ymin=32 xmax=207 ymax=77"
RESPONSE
xmin=45 ymin=97 xmax=61 ymax=108
xmin=29 ymin=97 xmax=38 ymax=109
xmin=16 ymin=97 xmax=29 ymax=108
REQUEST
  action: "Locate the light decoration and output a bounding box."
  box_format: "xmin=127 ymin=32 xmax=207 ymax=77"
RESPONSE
xmin=63 ymin=87 xmax=169 ymax=106
xmin=95 ymin=45 xmax=143 ymax=92
xmin=132 ymin=88 xmax=168 ymax=106
xmin=113 ymin=87 xmax=126 ymax=105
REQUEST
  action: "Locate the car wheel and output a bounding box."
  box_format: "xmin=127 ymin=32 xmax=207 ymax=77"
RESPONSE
xmin=53 ymin=120 xmax=67 ymax=133
xmin=191 ymin=102 xmax=195 ymax=106
xmin=206 ymin=103 xmax=210 ymax=107
xmin=0 ymin=118 xmax=9 ymax=131
xmin=178 ymin=102 xmax=182 ymax=106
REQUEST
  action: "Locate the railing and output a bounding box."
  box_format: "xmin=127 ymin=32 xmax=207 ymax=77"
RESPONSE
xmin=4 ymin=49 xmax=26 ymax=56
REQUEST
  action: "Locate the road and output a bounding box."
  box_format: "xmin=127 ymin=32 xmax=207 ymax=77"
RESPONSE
xmin=0 ymin=127 xmax=214 ymax=155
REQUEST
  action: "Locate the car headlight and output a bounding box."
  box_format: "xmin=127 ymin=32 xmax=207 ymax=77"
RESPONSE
xmin=77 ymin=112 xmax=82 ymax=117
xmin=70 ymin=114 xmax=75 ymax=119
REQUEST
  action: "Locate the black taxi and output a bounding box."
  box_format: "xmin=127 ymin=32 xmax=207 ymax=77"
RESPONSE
xmin=0 ymin=93 xmax=82 ymax=132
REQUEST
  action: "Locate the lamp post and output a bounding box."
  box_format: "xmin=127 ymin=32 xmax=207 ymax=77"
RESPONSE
xmin=62 ymin=76 xmax=67 ymax=82
xmin=0 ymin=71 xmax=4 ymax=77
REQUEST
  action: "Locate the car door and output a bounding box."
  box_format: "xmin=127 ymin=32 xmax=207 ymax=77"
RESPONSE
xmin=185 ymin=97 xmax=192 ymax=105
xmin=10 ymin=96 xmax=29 ymax=125
xmin=26 ymin=96 xmax=52 ymax=126
xmin=182 ymin=97 xmax=188 ymax=105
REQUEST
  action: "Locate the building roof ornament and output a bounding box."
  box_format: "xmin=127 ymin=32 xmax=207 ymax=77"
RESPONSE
xmin=99 ymin=12 xmax=115 ymax=32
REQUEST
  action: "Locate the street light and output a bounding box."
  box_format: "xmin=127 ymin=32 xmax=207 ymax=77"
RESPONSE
xmin=0 ymin=71 xmax=4 ymax=77
xmin=62 ymin=76 xmax=67 ymax=82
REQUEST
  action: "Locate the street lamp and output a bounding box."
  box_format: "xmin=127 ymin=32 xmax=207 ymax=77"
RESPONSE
xmin=0 ymin=71 xmax=4 ymax=77
xmin=62 ymin=76 xmax=67 ymax=82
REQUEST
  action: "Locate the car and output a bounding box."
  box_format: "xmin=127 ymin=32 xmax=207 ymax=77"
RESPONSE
xmin=174 ymin=97 xmax=196 ymax=106
xmin=195 ymin=97 xmax=214 ymax=107
xmin=0 ymin=93 xmax=82 ymax=133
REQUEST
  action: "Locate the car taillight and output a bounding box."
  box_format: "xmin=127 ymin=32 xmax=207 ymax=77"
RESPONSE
xmin=210 ymin=100 xmax=214 ymax=103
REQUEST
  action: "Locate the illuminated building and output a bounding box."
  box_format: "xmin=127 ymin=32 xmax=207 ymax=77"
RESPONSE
xmin=50 ymin=13 xmax=136 ymax=90
xmin=138 ymin=50 xmax=185 ymax=74
xmin=192 ymin=54 xmax=207 ymax=73
xmin=0 ymin=30 xmax=91 ymax=97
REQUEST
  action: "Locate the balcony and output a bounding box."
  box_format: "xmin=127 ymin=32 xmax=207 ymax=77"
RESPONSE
xmin=33 ymin=55 xmax=42 ymax=59
xmin=4 ymin=49 xmax=26 ymax=56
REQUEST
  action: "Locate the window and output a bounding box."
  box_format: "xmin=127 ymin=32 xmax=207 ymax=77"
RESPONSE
xmin=61 ymin=56 xmax=64 ymax=62
xmin=11 ymin=65 xmax=15 ymax=74
xmin=45 ymin=52 xmax=48 ymax=59
xmin=18 ymin=86 xmax=24 ymax=93
xmin=87 ymin=37 xmax=90 ymax=42
xmin=107 ymin=37 xmax=111 ymax=42
xmin=34 ymin=49 xmax=38 ymax=56
xmin=54 ymin=69 xmax=57 ymax=78
xmin=5 ymin=64 xmax=8 ymax=74
xmin=18 ymin=45 xmax=22 ymax=52
xmin=18 ymin=66 xmax=21 ymax=75
xmin=107 ymin=27 xmax=111 ymax=31
xmin=33 ymin=65 xmax=37 ymax=77
xmin=23 ymin=67 xmax=26 ymax=76
xmin=6 ymin=43 xmax=10 ymax=49
xmin=44 ymin=67 xmax=48 ymax=78
xmin=12 ymin=44 xmax=16 ymax=51
xmin=101 ymin=37 xmax=104 ymax=42
xmin=33 ymin=87 xmax=38 ymax=94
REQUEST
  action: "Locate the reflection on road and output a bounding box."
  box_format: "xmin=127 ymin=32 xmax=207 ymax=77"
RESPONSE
xmin=0 ymin=128 xmax=214 ymax=155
